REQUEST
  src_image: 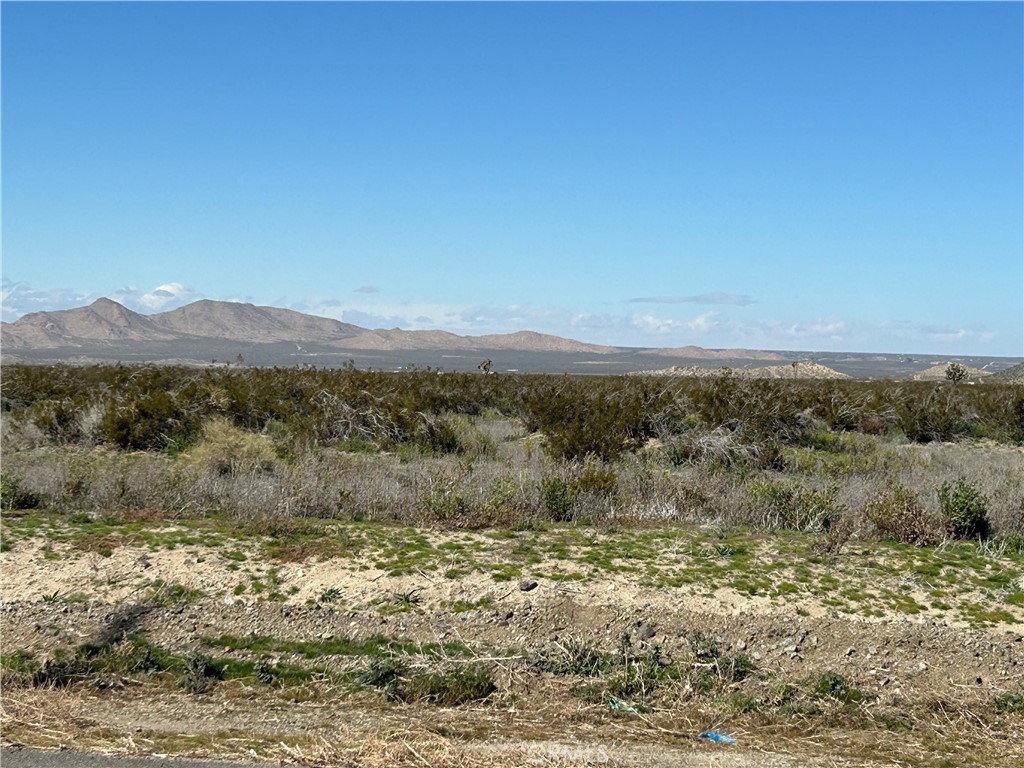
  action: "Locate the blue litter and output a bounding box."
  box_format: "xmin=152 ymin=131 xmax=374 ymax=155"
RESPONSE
xmin=698 ymin=730 xmax=736 ymax=744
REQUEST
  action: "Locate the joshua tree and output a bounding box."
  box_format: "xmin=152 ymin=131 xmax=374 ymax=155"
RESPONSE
xmin=945 ymin=362 xmax=968 ymax=384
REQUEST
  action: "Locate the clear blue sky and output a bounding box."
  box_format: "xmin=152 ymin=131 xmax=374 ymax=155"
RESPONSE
xmin=3 ymin=2 xmax=1021 ymax=355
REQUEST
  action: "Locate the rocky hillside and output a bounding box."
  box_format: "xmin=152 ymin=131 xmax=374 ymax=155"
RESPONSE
xmin=633 ymin=361 xmax=849 ymax=379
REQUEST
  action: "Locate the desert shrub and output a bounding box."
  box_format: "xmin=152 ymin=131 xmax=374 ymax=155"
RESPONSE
xmin=0 ymin=474 xmax=44 ymax=511
xmin=530 ymin=637 xmax=617 ymax=677
xmin=185 ymin=417 xmax=278 ymax=476
xmin=663 ymin=427 xmax=755 ymax=469
xmin=748 ymin=478 xmax=841 ymax=532
xmin=938 ymin=478 xmax=991 ymax=540
xmin=26 ymin=398 xmax=89 ymax=445
xmin=181 ymin=652 xmax=222 ymax=693
xmin=525 ymin=385 xmax=647 ymax=462
xmin=542 ymin=477 xmax=575 ymax=522
xmin=99 ymin=390 xmax=197 ymax=452
xmin=895 ymin=385 xmax=976 ymax=443
xmin=572 ymin=464 xmax=618 ymax=496
xmin=863 ymin=483 xmax=942 ymax=546
xmin=357 ymin=656 xmax=407 ymax=698
xmin=539 ymin=462 xmax=618 ymax=523
xmin=414 ymin=415 xmax=463 ymax=455
xmin=421 ymin=477 xmax=474 ymax=526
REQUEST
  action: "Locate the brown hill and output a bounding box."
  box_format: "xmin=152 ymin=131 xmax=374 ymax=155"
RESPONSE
xmin=986 ymin=362 xmax=1024 ymax=384
xmin=336 ymin=328 xmax=471 ymax=351
xmin=151 ymin=300 xmax=364 ymax=343
xmin=467 ymin=331 xmax=617 ymax=354
xmin=0 ymin=298 xmax=178 ymax=349
xmin=910 ymin=364 xmax=992 ymax=382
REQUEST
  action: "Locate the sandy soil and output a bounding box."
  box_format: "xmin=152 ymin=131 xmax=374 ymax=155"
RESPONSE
xmin=2 ymin=535 xmax=1023 ymax=767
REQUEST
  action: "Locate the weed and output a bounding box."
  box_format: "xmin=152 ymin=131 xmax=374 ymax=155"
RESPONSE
xmin=357 ymin=656 xmax=407 ymax=698
xmin=391 ymin=589 xmax=422 ymax=611
xmin=994 ymin=689 xmax=1024 ymax=714
xmin=810 ymin=671 xmax=864 ymax=704
xmin=319 ymin=586 xmax=343 ymax=603
xmin=147 ymin=580 xmax=204 ymax=606
xmin=181 ymin=652 xmax=222 ymax=693
xmin=400 ymin=665 xmax=496 ymax=706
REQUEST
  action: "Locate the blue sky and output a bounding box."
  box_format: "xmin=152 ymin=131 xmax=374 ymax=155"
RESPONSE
xmin=2 ymin=2 xmax=1021 ymax=355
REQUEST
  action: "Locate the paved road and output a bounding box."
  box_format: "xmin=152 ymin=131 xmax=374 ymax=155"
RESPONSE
xmin=0 ymin=747 xmax=265 ymax=768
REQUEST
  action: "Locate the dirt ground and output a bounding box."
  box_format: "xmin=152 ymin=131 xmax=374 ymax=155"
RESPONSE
xmin=2 ymin=536 xmax=1023 ymax=767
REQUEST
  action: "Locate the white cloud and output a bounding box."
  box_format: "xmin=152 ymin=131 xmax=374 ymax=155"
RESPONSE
xmin=111 ymin=282 xmax=198 ymax=312
xmin=1 ymin=279 xmax=93 ymax=322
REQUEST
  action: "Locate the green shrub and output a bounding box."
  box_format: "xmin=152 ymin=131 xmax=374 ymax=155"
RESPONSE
xmin=414 ymin=415 xmax=463 ymax=455
xmin=938 ymin=479 xmax=991 ymax=540
xmin=542 ymin=477 xmax=575 ymax=522
xmin=0 ymin=474 xmax=43 ymax=511
xmin=527 ymin=387 xmax=646 ymax=462
xmin=748 ymin=478 xmax=841 ymax=532
xmin=100 ymin=390 xmax=195 ymax=452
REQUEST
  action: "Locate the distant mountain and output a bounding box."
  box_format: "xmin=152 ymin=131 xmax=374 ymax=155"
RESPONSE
xmin=1 ymin=298 xmax=616 ymax=355
xmin=986 ymin=362 xmax=1024 ymax=384
xmin=468 ymin=330 xmax=617 ymax=354
xmin=0 ymin=298 xmax=179 ymax=348
xmin=150 ymin=300 xmax=365 ymax=343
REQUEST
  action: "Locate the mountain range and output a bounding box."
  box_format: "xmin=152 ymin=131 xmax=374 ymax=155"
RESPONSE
xmin=0 ymin=298 xmax=627 ymax=355
xmin=3 ymin=298 xmax=1018 ymax=379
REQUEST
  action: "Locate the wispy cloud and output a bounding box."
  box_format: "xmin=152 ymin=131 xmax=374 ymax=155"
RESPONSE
xmin=354 ymin=286 xmax=380 ymax=294
xmin=628 ymin=292 xmax=755 ymax=306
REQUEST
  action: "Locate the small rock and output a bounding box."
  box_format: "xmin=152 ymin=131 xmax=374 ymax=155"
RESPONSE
xmin=519 ymin=579 xmax=539 ymax=592
xmin=636 ymin=623 xmax=656 ymax=641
